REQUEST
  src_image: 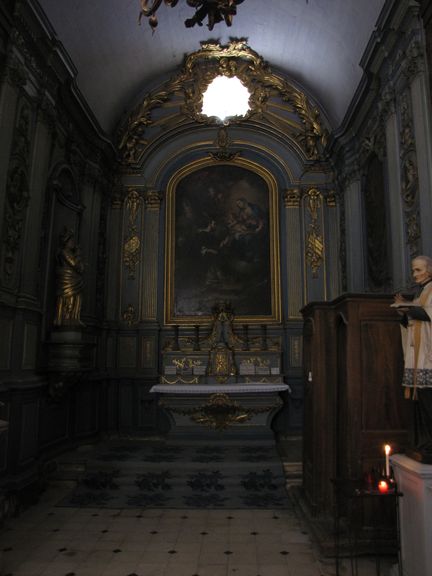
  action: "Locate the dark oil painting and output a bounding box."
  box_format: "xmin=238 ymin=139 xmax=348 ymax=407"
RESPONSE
xmin=172 ymin=164 xmax=274 ymax=319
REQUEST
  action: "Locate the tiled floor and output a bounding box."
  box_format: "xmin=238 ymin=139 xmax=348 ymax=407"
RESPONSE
xmin=0 ymin=435 xmax=400 ymax=576
xmin=0 ymin=481 xmax=401 ymax=576
xmin=0 ymin=479 xmax=333 ymax=576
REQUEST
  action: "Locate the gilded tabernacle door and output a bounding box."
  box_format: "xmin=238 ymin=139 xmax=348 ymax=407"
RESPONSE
xmin=164 ymin=159 xmax=281 ymax=324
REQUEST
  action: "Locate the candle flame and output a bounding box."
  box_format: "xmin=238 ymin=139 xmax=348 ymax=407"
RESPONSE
xmin=384 ymin=444 xmax=391 ymax=455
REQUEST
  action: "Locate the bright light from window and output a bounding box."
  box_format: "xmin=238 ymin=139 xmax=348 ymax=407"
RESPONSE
xmin=201 ymin=75 xmax=250 ymax=121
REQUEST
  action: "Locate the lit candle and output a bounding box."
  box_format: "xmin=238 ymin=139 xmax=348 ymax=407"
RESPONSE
xmin=378 ymin=480 xmax=389 ymax=494
xmin=384 ymin=444 xmax=391 ymax=477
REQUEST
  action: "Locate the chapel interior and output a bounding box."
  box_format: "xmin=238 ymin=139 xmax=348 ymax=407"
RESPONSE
xmin=1 ymin=1 xmax=432 ymax=575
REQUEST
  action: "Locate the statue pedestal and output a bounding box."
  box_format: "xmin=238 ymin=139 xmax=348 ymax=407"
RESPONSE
xmin=47 ymin=328 xmax=95 ymax=372
xmin=46 ymin=328 xmax=95 ymax=398
xmin=390 ymin=454 xmax=432 ymax=576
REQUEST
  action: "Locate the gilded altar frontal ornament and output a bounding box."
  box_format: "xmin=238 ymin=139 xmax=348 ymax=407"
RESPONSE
xmin=54 ymin=227 xmax=85 ymax=327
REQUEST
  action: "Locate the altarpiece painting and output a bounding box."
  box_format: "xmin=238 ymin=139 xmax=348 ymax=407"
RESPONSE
xmin=165 ymin=161 xmax=280 ymax=324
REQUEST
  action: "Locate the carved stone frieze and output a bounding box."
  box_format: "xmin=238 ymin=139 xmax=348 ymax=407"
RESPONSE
xmin=400 ymin=40 xmax=424 ymax=81
xmin=36 ymin=93 xmax=58 ymax=132
xmin=1 ymin=166 xmax=30 ymax=285
xmin=377 ymin=81 xmax=396 ymax=122
xmin=406 ymin=211 xmax=421 ymax=257
xmin=2 ymin=53 xmax=27 ymax=87
xmin=400 ymin=153 xmax=418 ymax=208
xmin=360 ymin=115 xmax=386 ymax=165
xmin=397 ymin=89 xmax=421 ymax=256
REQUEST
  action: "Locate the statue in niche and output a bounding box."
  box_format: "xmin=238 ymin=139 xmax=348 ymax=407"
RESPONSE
xmin=54 ymin=227 xmax=85 ymax=327
xmin=393 ymin=255 xmax=432 ymax=462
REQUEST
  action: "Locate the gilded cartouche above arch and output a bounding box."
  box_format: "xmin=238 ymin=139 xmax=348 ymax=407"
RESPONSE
xmin=117 ymin=41 xmax=329 ymax=169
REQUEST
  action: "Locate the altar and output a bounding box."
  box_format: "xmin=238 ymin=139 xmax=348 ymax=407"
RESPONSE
xmin=150 ymin=383 xmax=289 ymax=439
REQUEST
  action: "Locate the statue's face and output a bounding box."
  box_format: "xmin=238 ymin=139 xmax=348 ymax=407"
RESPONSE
xmin=412 ymin=259 xmax=432 ymax=284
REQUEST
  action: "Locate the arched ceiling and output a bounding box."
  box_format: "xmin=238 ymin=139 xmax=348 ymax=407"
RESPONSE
xmin=37 ymin=0 xmax=386 ymax=136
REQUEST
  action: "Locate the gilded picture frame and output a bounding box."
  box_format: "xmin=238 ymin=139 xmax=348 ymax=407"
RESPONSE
xmin=165 ymin=158 xmax=281 ymax=325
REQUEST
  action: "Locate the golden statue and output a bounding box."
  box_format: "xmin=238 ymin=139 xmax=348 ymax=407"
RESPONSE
xmin=54 ymin=227 xmax=84 ymax=327
xmin=206 ymin=302 xmax=239 ymax=382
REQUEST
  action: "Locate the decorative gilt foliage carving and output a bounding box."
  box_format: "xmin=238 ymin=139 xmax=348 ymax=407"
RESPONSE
xmin=305 ymin=188 xmax=324 ymax=278
xmin=123 ymin=229 xmax=141 ymax=279
xmin=118 ymin=41 xmax=328 ymax=167
xmin=209 ymin=127 xmax=240 ymax=161
xmin=122 ymin=304 xmax=137 ymax=326
xmin=126 ymin=189 xmax=141 ymax=225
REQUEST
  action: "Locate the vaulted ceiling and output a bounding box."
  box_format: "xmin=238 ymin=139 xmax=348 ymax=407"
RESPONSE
xmin=37 ymin=0 xmax=386 ymax=136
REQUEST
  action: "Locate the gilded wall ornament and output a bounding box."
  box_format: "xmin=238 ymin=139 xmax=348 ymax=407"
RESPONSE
xmin=209 ymin=127 xmax=240 ymax=161
xmin=126 ymin=189 xmax=142 ymax=225
xmin=123 ymin=229 xmax=141 ymax=279
xmin=305 ymin=189 xmax=324 ymax=278
xmin=118 ymin=41 xmax=328 ymax=166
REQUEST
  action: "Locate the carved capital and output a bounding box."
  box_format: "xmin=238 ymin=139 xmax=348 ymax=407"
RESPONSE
xmin=144 ymin=191 xmax=163 ymax=211
xmin=283 ymin=188 xmax=301 ymax=208
xmin=326 ymin=190 xmax=337 ymax=207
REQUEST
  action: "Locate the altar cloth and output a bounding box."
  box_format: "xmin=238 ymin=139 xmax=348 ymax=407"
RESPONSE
xmin=150 ymin=383 xmax=290 ymax=394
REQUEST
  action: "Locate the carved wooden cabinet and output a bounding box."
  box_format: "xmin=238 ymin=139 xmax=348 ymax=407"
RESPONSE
xmin=301 ymin=294 xmax=409 ymax=517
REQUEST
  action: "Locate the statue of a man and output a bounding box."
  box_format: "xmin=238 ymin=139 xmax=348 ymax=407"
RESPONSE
xmin=393 ymin=255 xmax=432 ymax=460
xmin=54 ymin=227 xmax=84 ymax=327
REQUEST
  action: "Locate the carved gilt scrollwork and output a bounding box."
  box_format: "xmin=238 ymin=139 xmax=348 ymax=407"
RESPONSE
xmin=118 ymin=41 xmax=329 ymax=166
